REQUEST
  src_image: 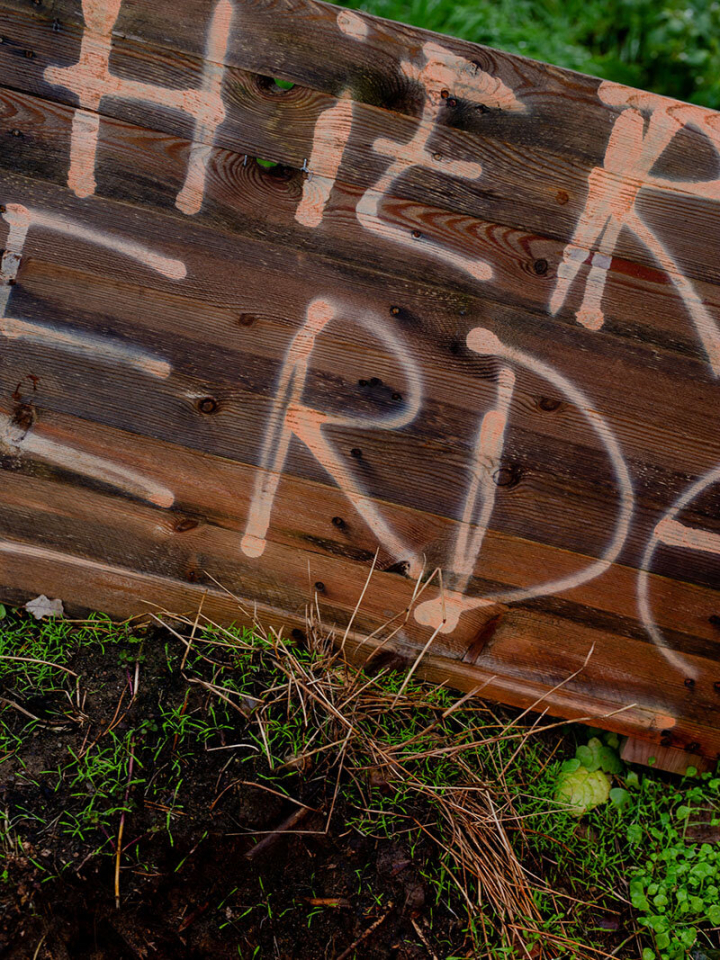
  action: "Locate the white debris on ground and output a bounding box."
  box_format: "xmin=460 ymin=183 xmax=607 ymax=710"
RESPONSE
xmin=24 ymin=595 xmax=65 ymax=620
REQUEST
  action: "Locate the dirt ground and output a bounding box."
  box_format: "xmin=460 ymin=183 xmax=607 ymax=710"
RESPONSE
xmin=0 ymin=619 xmax=483 ymax=959
xmin=3 ymin=791 xmax=443 ymax=959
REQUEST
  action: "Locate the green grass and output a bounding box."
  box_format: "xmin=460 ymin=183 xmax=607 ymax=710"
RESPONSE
xmin=339 ymin=0 xmax=720 ymax=108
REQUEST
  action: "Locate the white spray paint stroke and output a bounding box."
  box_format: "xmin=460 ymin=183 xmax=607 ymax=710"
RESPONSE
xmin=68 ymin=110 xmax=101 ymax=198
xmin=356 ymin=41 xmax=525 ymax=282
xmin=296 ymin=99 xmax=354 ymax=228
xmin=357 ymin=184 xmax=493 ymax=281
xmin=414 ymin=327 xmax=634 ymax=632
xmin=336 ymin=9 xmax=369 ymax=40
xmin=0 ymin=318 xmax=171 ymax=379
xmin=1 ymin=204 xmax=186 ymax=281
xmin=44 ymin=0 xmax=232 ymax=216
xmin=176 ymin=0 xmax=234 ymax=215
xmin=0 ymin=203 xmax=30 ymax=317
xmin=415 ymin=365 xmax=515 ymax=632
xmin=242 ymin=298 xmax=423 ymax=575
xmin=656 ymin=517 xmax=720 ymax=553
xmin=0 ymin=538 xmax=173 ymax=583
xmin=0 ymin=413 xmax=174 ymax=507
xmin=0 ymin=202 xmax=181 ymax=377
xmin=299 ymin=34 xmax=524 ymax=281
xmin=638 ymin=463 xmax=720 ymax=679
xmin=550 ymin=80 xmax=720 ymax=375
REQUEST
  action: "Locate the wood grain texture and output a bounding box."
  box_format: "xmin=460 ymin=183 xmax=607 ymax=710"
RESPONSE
xmin=620 ymin=737 xmax=714 ymax=775
xmin=0 ymin=0 xmax=718 ymax=760
xmin=0 ymin=4 xmax=718 ymax=289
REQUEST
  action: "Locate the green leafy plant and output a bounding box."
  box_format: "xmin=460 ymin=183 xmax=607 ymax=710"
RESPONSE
xmin=628 ymin=773 xmax=720 ymax=959
xmin=554 ymin=732 xmax=624 ymax=815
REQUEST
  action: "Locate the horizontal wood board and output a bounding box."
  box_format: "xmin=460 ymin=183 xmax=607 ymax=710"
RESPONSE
xmin=0 ymin=0 xmax=719 ymax=758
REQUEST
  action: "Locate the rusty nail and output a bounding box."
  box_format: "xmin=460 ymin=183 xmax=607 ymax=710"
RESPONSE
xmin=390 ymin=306 xmax=400 ymax=316
xmin=332 ymin=516 xmax=345 ymax=529
xmin=447 ymin=98 xmax=457 ymax=107
xmin=432 ymin=152 xmax=442 ymax=161
xmin=411 ymin=229 xmax=422 ymax=239
xmin=314 ymin=581 xmax=325 ymax=593
xmin=533 ymin=258 xmax=548 ymax=276
xmin=556 ymin=190 xmax=569 ymax=205
xmin=392 ymin=392 xmax=402 ymax=401
xmin=440 ymin=89 xmax=449 ymax=99
xmin=350 ymin=447 xmax=362 ymax=459
xmin=369 ymin=377 xmax=382 ymax=387
xmin=684 ymin=677 xmax=695 ymax=688
xmin=358 ymin=378 xmax=368 ymax=387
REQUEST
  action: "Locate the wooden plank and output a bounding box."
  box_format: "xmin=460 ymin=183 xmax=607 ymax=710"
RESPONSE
xmin=0 ymin=81 xmax=718 ymax=378
xmin=621 ymin=738 xmax=714 ymax=776
xmin=2 ymin=246 xmax=715 ymax=590
xmin=1 ymin=401 xmax=717 ymax=650
xmin=0 ymin=5 xmax=718 ymax=290
xmin=0 ymin=0 xmax=719 ymax=760
xmin=6 ymin=531 xmax=720 ymax=754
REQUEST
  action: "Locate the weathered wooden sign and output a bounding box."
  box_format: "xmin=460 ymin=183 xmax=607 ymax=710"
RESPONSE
xmin=0 ymin=0 xmax=719 ymax=762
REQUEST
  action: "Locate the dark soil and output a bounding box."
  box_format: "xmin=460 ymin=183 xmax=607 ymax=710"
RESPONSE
xmin=0 ymin=619 xmax=471 ymax=960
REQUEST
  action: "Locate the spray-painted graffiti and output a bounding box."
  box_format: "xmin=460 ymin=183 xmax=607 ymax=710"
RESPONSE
xmin=0 ymin=201 xmax=184 ymax=504
xmin=297 ymin=19 xmax=525 ymax=282
xmin=355 ymin=42 xmax=524 ymax=282
xmin=239 ymin=298 xmax=635 ymax=639
xmin=1 ymin=0 xmax=719 ymax=691
xmin=550 ymin=82 xmax=720 ymax=375
xmin=638 ymin=465 xmax=720 ymax=679
xmin=241 ymin=297 xmax=424 ymax=577
xmin=415 ymin=327 xmax=634 ymax=633
xmin=44 ymin=0 xmax=233 ymax=215
xmin=295 ymin=99 xmax=354 ymax=229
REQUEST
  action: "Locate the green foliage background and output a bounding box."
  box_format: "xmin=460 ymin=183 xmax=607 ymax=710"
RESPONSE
xmin=341 ymin=0 xmax=720 ymax=108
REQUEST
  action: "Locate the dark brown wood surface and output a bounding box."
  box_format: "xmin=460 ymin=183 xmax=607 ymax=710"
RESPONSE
xmin=0 ymin=0 xmax=719 ymax=760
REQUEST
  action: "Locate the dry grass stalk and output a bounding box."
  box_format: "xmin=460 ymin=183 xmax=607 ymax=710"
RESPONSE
xmin=155 ymin=590 xmax=621 ymax=960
